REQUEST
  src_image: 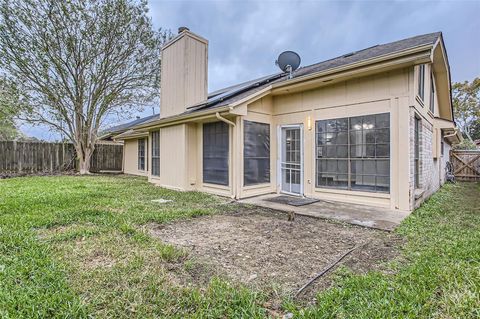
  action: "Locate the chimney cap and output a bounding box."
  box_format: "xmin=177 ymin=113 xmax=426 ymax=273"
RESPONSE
xmin=178 ymin=26 xmax=190 ymax=34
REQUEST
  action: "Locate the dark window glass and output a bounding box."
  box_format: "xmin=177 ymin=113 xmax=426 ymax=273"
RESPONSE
xmin=244 ymin=121 xmax=270 ymax=186
xmin=315 ymin=113 xmax=390 ymax=193
xmin=151 ymin=131 xmax=160 ymax=176
xmin=203 ymin=122 xmax=229 ymax=185
xmin=138 ymin=138 xmax=145 ymax=171
xmin=418 ymin=65 xmax=425 ymax=101
xmin=430 ymin=74 xmax=435 ymax=113
xmin=414 ymin=117 xmax=421 ymax=188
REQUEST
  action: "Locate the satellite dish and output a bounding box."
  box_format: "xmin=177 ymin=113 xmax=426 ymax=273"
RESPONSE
xmin=276 ymin=51 xmax=301 ymax=78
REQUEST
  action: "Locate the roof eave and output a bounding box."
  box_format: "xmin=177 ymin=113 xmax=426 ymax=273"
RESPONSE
xmin=271 ymin=43 xmax=434 ymax=93
xmin=131 ymin=106 xmax=231 ymax=131
xmin=431 ymin=34 xmax=454 ymax=122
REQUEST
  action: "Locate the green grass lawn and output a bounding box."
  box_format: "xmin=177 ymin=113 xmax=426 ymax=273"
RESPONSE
xmin=0 ymin=175 xmax=479 ymax=318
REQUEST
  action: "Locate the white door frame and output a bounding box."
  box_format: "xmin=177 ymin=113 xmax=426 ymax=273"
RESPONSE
xmin=277 ymin=124 xmax=304 ymax=196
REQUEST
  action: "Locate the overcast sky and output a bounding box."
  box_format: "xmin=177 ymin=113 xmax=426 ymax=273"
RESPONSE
xmin=21 ymin=0 xmax=480 ymax=140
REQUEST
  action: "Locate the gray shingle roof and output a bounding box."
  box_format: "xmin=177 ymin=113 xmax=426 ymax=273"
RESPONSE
xmin=294 ymin=32 xmax=441 ymax=78
xmin=185 ymin=32 xmax=441 ymax=114
xmin=103 ymin=113 xmax=159 ymax=135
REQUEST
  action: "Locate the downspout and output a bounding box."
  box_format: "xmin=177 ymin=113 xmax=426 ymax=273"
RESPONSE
xmin=215 ymin=112 xmax=237 ymax=199
xmin=215 ymin=112 xmax=236 ymax=126
xmin=443 ymin=129 xmax=458 ymax=139
xmin=443 ymin=128 xmax=461 ymax=145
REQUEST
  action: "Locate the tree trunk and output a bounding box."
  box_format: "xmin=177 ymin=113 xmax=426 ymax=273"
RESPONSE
xmin=76 ymin=144 xmax=93 ymax=175
xmin=465 ymin=126 xmax=474 ymax=143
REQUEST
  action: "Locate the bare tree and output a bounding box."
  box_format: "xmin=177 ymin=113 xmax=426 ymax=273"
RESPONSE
xmin=0 ymin=0 xmax=170 ymax=173
xmin=453 ymin=78 xmax=480 ymax=143
xmin=0 ymin=77 xmax=27 ymax=140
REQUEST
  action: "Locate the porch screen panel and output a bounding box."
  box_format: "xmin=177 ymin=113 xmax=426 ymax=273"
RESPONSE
xmin=244 ymin=121 xmax=270 ymax=186
xmin=151 ymin=131 xmax=160 ymax=176
xmin=203 ymin=122 xmax=229 ymax=185
xmin=315 ymin=113 xmax=390 ymax=193
xmin=316 ymin=118 xmax=349 ymax=189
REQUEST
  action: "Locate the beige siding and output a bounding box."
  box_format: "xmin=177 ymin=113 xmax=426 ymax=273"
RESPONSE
xmin=185 ymin=123 xmax=198 ymax=190
xmin=123 ymin=139 xmax=147 ymax=176
xmin=159 ymin=125 xmax=187 ymax=190
xmin=160 ymin=32 xmax=208 ymax=119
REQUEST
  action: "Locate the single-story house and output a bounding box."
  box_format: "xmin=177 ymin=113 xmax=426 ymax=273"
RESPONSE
xmin=108 ymin=28 xmax=462 ymax=212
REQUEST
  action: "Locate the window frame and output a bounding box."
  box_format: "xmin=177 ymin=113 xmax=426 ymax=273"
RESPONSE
xmin=202 ymin=121 xmax=229 ymax=186
xmin=440 ymin=132 xmax=444 ymax=157
xmin=138 ymin=138 xmax=146 ymax=171
xmin=151 ymin=131 xmax=160 ymax=177
xmin=243 ymin=120 xmax=270 ymax=186
xmin=418 ymin=64 xmax=425 ymax=102
xmin=429 ymin=73 xmax=435 ymax=113
xmin=315 ymin=113 xmax=390 ymax=194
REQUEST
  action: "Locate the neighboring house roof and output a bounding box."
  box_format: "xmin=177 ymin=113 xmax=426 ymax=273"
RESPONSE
xmin=99 ymin=114 xmax=159 ymax=140
xmin=113 ymin=31 xmax=447 ymax=135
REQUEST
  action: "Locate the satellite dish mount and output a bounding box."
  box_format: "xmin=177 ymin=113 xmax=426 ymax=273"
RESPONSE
xmin=276 ymin=51 xmax=301 ymax=79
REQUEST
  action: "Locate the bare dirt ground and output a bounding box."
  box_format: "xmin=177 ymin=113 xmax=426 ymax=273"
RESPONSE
xmin=146 ymin=205 xmax=403 ymax=303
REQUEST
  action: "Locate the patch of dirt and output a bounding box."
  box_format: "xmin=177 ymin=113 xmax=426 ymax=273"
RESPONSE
xmin=146 ymin=206 xmax=404 ymax=302
xmin=84 ymin=250 xmax=116 ymax=269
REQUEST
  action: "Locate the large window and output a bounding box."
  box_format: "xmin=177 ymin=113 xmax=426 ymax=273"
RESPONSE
xmin=315 ymin=113 xmax=390 ymax=193
xmin=414 ymin=117 xmax=421 ymax=188
xmin=244 ymin=120 xmax=270 ymax=186
xmin=138 ymin=138 xmax=146 ymax=171
xmin=151 ymin=131 xmax=160 ymax=176
xmin=203 ymin=122 xmax=229 ymax=185
xmin=418 ymin=64 xmax=425 ymax=101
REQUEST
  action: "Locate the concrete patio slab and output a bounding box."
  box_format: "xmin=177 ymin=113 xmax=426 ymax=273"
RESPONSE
xmin=238 ymin=194 xmax=410 ymax=231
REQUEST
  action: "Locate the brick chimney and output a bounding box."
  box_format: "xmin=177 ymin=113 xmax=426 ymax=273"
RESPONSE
xmin=160 ymin=28 xmax=208 ymax=119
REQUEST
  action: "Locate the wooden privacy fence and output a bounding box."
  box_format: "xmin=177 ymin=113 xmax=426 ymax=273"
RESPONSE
xmin=90 ymin=143 xmax=123 ymax=172
xmin=451 ymin=149 xmax=480 ymax=182
xmin=0 ymin=141 xmax=123 ymax=175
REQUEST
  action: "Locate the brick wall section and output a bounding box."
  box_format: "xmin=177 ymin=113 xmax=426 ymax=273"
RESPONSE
xmin=409 ymin=107 xmax=435 ymax=210
xmin=409 ymin=108 xmax=415 ymax=210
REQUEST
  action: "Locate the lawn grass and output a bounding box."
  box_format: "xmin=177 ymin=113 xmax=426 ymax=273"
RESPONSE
xmin=0 ymin=175 xmax=266 ymax=318
xmin=284 ymin=182 xmax=480 ymax=318
xmin=0 ymin=175 xmax=479 ymax=318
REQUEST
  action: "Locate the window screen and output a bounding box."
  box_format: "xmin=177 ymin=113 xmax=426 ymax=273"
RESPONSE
xmin=151 ymin=131 xmax=160 ymax=176
xmin=244 ymin=121 xmax=270 ymax=185
xmin=316 ymin=113 xmax=390 ymax=193
xmin=138 ymin=138 xmax=145 ymax=171
xmin=203 ymin=122 xmax=229 ymax=185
